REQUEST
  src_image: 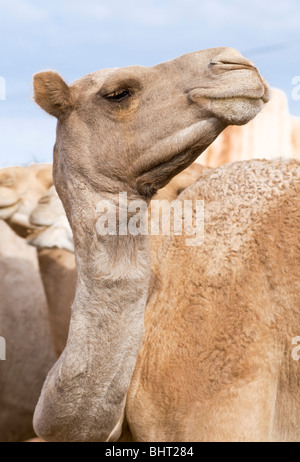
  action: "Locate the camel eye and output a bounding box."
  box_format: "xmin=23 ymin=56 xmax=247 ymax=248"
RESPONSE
xmin=38 ymin=196 xmax=50 ymax=205
xmin=105 ymin=90 xmax=131 ymax=101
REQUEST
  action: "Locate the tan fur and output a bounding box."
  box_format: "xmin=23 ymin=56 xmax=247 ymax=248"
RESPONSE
xmin=31 ymin=48 xmax=271 ymax=442
xmin=127 ymin=159 xmax=300 ymax=442
xmin=154 ymin=163 xmax=209 ymax=202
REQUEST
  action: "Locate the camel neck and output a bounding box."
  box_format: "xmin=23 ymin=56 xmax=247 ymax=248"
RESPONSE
xmin=34 ymin=203 xmax=152 ymax=442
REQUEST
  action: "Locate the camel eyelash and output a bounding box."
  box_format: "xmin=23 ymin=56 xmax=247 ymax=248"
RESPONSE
xmin=104 ymin=90 xmax=131 ymax=101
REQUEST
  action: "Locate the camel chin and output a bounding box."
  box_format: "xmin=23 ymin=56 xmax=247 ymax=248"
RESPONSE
xmin=208 ymin=96 xmax=267 ymax=126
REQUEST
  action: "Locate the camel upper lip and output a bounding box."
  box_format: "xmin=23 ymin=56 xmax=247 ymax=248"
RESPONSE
xmin=0 ymin=198 xmax=22 ymax=210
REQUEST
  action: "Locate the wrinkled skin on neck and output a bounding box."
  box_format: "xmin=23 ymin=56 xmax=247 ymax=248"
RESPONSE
xmin=33 ymin=47 xmax=270 ymax=441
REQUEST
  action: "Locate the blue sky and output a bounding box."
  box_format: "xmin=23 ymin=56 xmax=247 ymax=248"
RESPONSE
xmin=0 ymin=0 xmax=300 ymax=167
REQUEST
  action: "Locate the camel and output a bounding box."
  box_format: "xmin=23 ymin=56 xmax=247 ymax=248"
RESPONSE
xmin=0 ymin=164 xmax=53 ymax=237
xmin=0 ymin=220 xmax=56 ymax=442
xmin=0 ymin=182 xmax=73 ymax=441
xmin=31 ymin=247 xmax=76 ymax=359
xmin=0 ymin=164 xmax=58 ymax=441
xmin=31 ymin=47 xmax=282 ymax=442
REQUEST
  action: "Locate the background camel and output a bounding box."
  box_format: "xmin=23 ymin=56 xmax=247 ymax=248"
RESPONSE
xmin=0 ymin=166 xmax=61 ymax=441
xmin=28 ymin=187 xmax=76 ymax=357
xmin=0 ymin=174 xmax=74 ymax=441
xmin=0 ymin=220 xmax=56 ymax=442
xmin=0 ymin=164 xmax=53 ymax=237
xmin=31 ymin=47 xmax=274 ymax=442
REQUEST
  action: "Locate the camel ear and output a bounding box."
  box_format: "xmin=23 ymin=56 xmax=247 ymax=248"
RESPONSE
xmin=33 ymin=71 xmax=74 ymax=118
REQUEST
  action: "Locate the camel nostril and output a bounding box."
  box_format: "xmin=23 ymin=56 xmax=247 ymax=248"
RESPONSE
xmin=210 ymin=50 xmax=256 ymax=70
xmin=210 ymin=59 xmax=256 ymax=70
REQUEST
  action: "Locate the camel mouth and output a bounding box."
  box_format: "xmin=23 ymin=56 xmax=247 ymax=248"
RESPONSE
xmin=189 ymin=81 xmax=271 ymax=106
xmin=27 ymin=225 xmax=48 ymax=239
xmin=0 ymin=199 xmax=22 ymax=218
xmin=10 ymin=213 xmax=33 ymax=229
xmin=205 ymin=55 xmax=271 ymax=105
xmin=0 ymin=198 xmax=22 ymax=210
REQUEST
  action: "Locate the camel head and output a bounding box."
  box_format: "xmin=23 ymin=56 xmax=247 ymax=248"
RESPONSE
xmin=0 ymin=165 xmax=53 ymax=235
xmin=28 ymin=185 xmax=74 ymax=253
xmin=33 ymin=48 xmax=270 ymax=205
xmin=30 ymin=185 xmax=65 ymax=227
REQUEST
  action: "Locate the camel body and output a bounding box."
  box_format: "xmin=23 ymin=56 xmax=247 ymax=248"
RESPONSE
xmin=127 ymin=159 xmax=300 ymax=442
